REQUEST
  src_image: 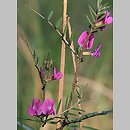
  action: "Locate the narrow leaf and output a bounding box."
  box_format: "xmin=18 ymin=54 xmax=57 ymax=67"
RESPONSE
xmin=86 ymin=15 xmax=93 ymax=25
xmin=97 ymin=0 xmax=102 ymax=9
xmin=99 ymin=6 xmax=110 ymax=12
xmin=76 ymin=47 xmax=81 ymax=55
xmin=72 ymin=107 xmax=85 ymax=112
xmin=64 ymin=96 xmax=69 ymax=110
xmin=55 ymin=17 xmax=62 ymax=28
xmin=89 ymin=5 xmax=96 ymax=16
xmin=89 ymin=9 xmax=95 ymax=22
xmin=56 ymin=99 xmax=62 ymax=114
xmin=48 ymin=11 xmax=54 ymax=21
xmin=101 ymin=2 xmax=109 ymax=8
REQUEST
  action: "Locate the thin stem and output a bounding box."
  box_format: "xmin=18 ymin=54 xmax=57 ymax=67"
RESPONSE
xmin=68 ymin=110 xmax=113 ymax=124
xmin=57 ymin=0 xmax=68 ymax=129
xmin=24 ymin=4 xmax=80 ymax=59
xmin=18 ymin=109 xmax=112 ymax=124
xmin=19 ymin=33 xmax=45 ymax=100
xmin=67 ymin=17 xmax=82 ymax=130
xmin=56 ymin=110 xmax=113 ymax=130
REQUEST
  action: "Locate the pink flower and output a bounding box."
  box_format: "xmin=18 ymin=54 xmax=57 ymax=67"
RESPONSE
xmin=39 ymin=99 xmax=55 ymax=115
xmin=104 ymin=11 xmax=113 ymax=24
xmin=78 ymin=31 xmax=94 ymax=49
xmin=96 ymin=11 xmax=113 ymax=31
xmin=52 ymin=67 xmax=63 ymax=80
xmin=28 ymin=98 xmax=55 ymax=116
xmin=90 ymin=44 xmax=102 ymax=58
xmin=28 ymin=98 xmax=41 ymax=116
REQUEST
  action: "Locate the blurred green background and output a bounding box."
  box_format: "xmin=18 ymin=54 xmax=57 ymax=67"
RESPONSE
xmin=17 ymin=0 xmax=113 ymax=130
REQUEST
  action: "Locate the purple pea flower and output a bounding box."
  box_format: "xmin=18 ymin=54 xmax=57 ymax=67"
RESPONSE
xmin=78 ymin=31 xmax=94 ymax=49
xmin=28 ymin=98 xmax=41 ymax=116
xmin=28 ymin=98 xmax=55 ymax=117
xmin=40 ymin=66 xmax=44 ymax=77
xmin=52 ymin=67 xmax=63 ymax=80
xmin=38 ymin=98 xmax=55 ymax=115
xmin=90 ymin=44 xmax=102 ymax=58
xmin=103 ymin=11 xmax=113 ymax=24
xmin=96 ymin=11 xmax=113 ymax=31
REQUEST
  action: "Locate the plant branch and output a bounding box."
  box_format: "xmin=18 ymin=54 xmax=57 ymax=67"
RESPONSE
xmin=18 ymin=109 xmax=112 ymax=130
xmin=56 ymin=110 xmax=113 ymax=130
xmin=24 ymin=4 xmax=80 ymax=59
xmin=67 ymin=17 xmax=83 ymax=130
xmin=19 ymin=33 xmax=46 ymax=100
xmin=69 ymin=110 xmax=113 ymax=124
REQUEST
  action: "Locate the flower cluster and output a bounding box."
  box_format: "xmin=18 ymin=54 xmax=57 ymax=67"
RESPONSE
xmin=78 ymin=11 xmax=112 ymax=58
xmin=28 ymin=98 xmax=55 ymax=117
xmin=78 ymin=31 xmax=102 ymax=58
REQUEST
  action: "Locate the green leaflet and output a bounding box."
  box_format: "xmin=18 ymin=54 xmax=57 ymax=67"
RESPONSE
xmin=47 ymin=10 xmax=54 ymax=21
xmin=55 ymin=17 xmax=62 ymax=28
xmin=64 ymin=96 xmax=69 ymax=110
xmin=56 ymin=99 xmax=62 ymax=114
xmin=89 ymin=5 xmax=97 ymax=22
xmin=86 ymin=15 xmax=93 ymax=25
xmin=89 ymin=5 xmax=96 ymax=16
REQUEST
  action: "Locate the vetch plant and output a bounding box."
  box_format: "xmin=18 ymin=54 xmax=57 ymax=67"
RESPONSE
xmin=17 ymin=0 xmax=113 ymax=130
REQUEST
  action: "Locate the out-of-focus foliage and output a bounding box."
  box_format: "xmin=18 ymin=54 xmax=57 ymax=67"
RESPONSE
xmin=17 ymin=0 xmax=113 ymax=130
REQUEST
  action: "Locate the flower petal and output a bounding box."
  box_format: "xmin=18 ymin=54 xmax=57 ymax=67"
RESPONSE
xmin=106 ymin=17 xmax=113 ymax=24
xmin=90 ymin=44 xmax=102 ymax=58
xmin=52 ymin=67 xmax=63 ymax=80
xmin=56 ymin=72 xmax=63 ymax=80
xmin=78 ymin=31 xmax=89 ymax=47
xmin=42 ymin=103 xmax=48 ymax=115
xmin=33 ymin=98 xmax=40 ymax=106
xmin=36 ymin=104 xmax=43 ymax=116
xmin=52 ymin=67 xmax=57 ymax=79
xmin=28 ymin=105 xmax=35 ymax=116
xmin=42 ymin=99 xmax=55 ymax=115
xmin=85 ymin=34 xmax=94 ymax=49
xmin=99 ymin=26 xmax=106 ymax=31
